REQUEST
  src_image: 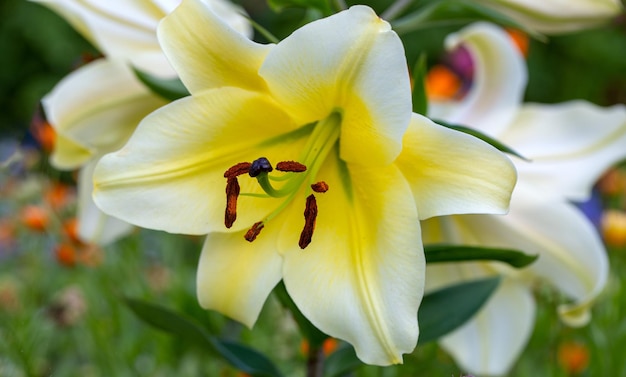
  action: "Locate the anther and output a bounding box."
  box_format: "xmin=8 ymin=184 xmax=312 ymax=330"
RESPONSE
xmin=224 ymin=177 xmax=240 ymax=228
xmin=245 ymin=221 xmax=265 ymax=242
xmin=224 ymin=162 xmax=252 ymax=178
xmin=299 ymin=195 xmax=318 ymax=249
xmin=249 ymin=157 xmax=273 ymax=177
xmin=276 ymin=161 xmax=307 ymax=173
xmin=311 ymin=181 xmax=329 ymax=193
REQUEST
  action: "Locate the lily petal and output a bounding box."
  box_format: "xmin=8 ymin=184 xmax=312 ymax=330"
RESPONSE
xmin=279 ymin=160 xmax=422 ymax=365
xmin=436 ymin=273 xmax=536 ymax=376
xmin=42 ymin=58 xmax=168 ymax=167
xmin=197 ymin=231 xmax=283 ymax=327
xmin=505 ymin=101 xmax=626 ymax=201
xmin=472 ymin=0 xmax=623 ymax=34
xmin=158 ymin=0 xmax=269 ymax=93
xmin=76 ymin=159 xmax=134 ymax=245
xmin=51 ymin=134 xmax=93 ymax=170
xmin=429 ymin=22 xmax=526 ymax=137
xmin=396 ymin=114 xmax=516 ymax=220
xmin=33 ymin=0 xmax=174 ymax=74
xmin=93 ymin=87 xmax=305 ymax=235
xmin=423 ymin=181 xmax=608 ymax=328
xmin=259 ymin=5 xmax=412 ymax=166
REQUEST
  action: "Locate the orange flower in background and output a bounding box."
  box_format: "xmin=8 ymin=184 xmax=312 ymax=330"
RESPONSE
xmin=21 ymin=205 xmax=49 ymax=232
xmin=601 ymin=210 xmax=626 ymax=247
xmin=597 ymin=168 xmax=626 ymax=196
xmin=557 ymin=341 xmax=589 ymax=374
xmin=55 ymin=243 xmax=77 ymax=267
xmin=45 ymin=182 xmax=75 ymax=211
xmin=30 ymin=110 xmax=56 ymax=153
xmin=300 ymin=338 xmax=339 ymax=356
xmin=62 ymin=218 xmax=81 ymax=243
xmin=425 ymin=64 xmax=462 ymax=100
xmin=506 ymin=28 xmax=529 ymax=57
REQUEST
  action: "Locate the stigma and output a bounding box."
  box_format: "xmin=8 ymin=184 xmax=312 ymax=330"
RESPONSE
xmin=223 ymin=157 xmax=328 ymax=249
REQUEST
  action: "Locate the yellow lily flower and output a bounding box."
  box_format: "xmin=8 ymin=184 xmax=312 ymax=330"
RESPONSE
xmin=93 ymin=1 xmax=516 ymax=365
xmin=473 ymin=0 xmax=623 ymax=34
xmin=35 ymin=0 xmax=251 ymax=244
xmin=424 ymin=22 xmax=626 ymax=375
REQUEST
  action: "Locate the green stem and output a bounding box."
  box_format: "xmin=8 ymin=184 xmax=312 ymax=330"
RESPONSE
xmin=306 ymin=345 xmax=325 ymax=377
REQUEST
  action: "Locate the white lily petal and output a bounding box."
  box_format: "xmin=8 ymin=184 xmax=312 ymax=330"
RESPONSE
xmin=279 ymin=161 xmax=422 ymax=365
xmin=506 ymin=101 xmax=626 ymax=201
xmin=396 ymin=114 xmax=516 ymax=220
xmin=33 ymin=0 xmax=172 ymax=74
xmin=77 ymin=160 xmax=134 ymax=245
xmin=473 ymin=0 xmax=623 ymax=34
xmin=430 ymin=22 xmax=526 ymax=137
xmin=43 ymin=58 xmax=168 ymax=169
xmin=197 ymin=231 xmax=282 ymax=327
xmin=439 ymin=277 xmax=536 ymax=376
xmin=93 ymin=87 xmax=303 ymax=235
xmin=158 ymin=0 xmax=269 ymax=93
xmin=423 ymin=181 xmax=608 ymax=328
xmin=259 ymin=5 xmax=412 ymax=166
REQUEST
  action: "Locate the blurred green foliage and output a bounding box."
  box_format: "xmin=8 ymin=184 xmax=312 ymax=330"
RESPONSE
xmin=0 ymin=0 xmax=95 ymax=138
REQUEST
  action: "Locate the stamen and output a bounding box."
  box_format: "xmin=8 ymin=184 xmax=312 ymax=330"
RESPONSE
xmin=299 ymin=194 xmax=318 ymax=249
xmin=276 ymin=161 xmax=307 ymax=172
xmin=311 ymin=181 xmax=329 ymax=193
xmin=224 ymin=162 xmax=252 ymax=178
xmin=249 ymin=157 xmax=273 ymax=177
xmin=245 ymin=221 xmax=264 ymax=242
xmin=224 ymin=177 xmax=240 ymax=228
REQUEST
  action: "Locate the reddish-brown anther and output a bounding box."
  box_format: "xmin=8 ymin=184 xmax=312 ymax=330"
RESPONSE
xmin=311 ymin=181 xmax=329 ymax=193
xmin=276 ymin=161 xmax=307 ymax=172
xmin=299 ymin=194 xmax=318 ymax=249
xmin=245 ymin=221 xmax=265 ymax=242
xmin=224 ymin=177 xmax=240 ymax=228
xmin=224 ymin=162 xmax=252 ymax=178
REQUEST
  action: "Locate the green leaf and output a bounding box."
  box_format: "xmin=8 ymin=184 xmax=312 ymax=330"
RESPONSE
xmin=324 ymin=345 xmax=362 ymax=377
xmin=411 ymin=53 xmax=429 ymax=116
xmin=418 ymin=276 xmax=501 ymax=344
xmin=392 ymin=0 xmax=543 ymax=39
xmin=273 ymin=282 xmax=328 ymax=348
xmin=132 ymin=67 xmax=189 ymax=101
xmin=125 ymin=298 xmax=282 ymax=377
xmin=424 ymin=244 xmax=538 ymax=268
xmin=267 ymin=0 xmax=331 ymax=15
xmin=435 ymin=120 xmax=530 ymax=161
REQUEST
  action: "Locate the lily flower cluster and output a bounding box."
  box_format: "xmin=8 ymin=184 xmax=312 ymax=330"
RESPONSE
xmin=92 ymin=0 xmax=517 ymax=364
xmin=33 ymin=0 xmax=624 ymax=373
xmin=423 ymin=22 xmax=626 ymax=375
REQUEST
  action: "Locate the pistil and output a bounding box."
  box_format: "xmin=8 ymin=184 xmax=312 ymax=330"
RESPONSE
xmin=222 ymin=112 xmax=342 ymax=248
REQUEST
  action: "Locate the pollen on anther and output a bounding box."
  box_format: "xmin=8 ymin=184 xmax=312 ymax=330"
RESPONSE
xmin=224 ymin=162 xmax=252 ymax=178
xmin=276 ymin=161 xmax=307 ymax=172
xmin=225 ymin=177 xmax=240 ymax=228
xmin=299 ymin=195 xmax=318 ymax=249
xmin=245 ymin=221 xmax=264 ymax=242
xmin=311 ymin=181 xmax=329 ymax=193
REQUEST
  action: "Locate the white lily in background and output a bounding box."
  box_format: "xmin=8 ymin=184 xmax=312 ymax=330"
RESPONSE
xmin=34 ymin=0 xmax=251 ymax=245
xmin=473 ymin=0 xmax=623 ymax=34
xmin=92 ymin=1 xmax=516 ymax=365
xmin=424 ymin=22 xmax=626 ymax=375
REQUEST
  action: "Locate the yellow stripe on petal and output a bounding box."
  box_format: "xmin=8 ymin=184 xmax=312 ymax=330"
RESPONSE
xmin=259 ymin=5 xmax=412 ymax=166
xmin=279 ymin=158 xmax=422 ymax=365
xmin=93 ymin=87 xmax=305 ymax=236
